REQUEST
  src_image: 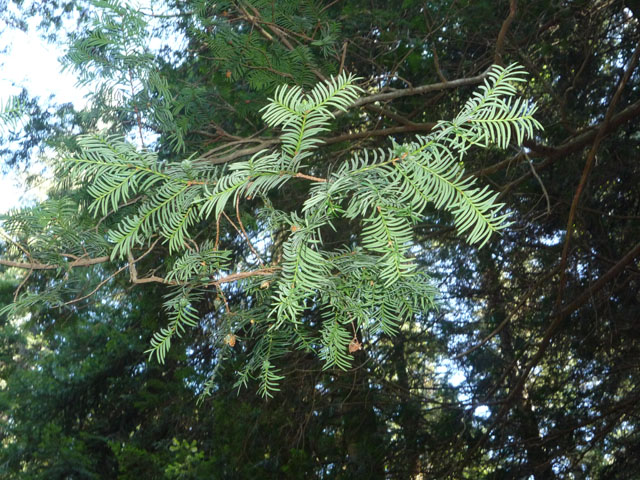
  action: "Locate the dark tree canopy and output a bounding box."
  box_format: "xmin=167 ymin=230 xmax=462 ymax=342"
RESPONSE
xmin=1 ymin=1 xmax=639 ymax=478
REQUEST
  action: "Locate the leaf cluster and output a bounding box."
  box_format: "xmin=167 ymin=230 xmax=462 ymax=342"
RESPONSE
xmin=3 ymin=65 xmax=541 ymax=396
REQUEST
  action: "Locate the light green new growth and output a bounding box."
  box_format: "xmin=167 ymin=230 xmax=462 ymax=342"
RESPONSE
xmin=3 ymin=65 xmax=542 ymax=397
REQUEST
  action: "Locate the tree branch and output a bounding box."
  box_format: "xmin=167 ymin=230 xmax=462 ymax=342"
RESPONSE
xmin=555 ymin=39 xmax=640 ymax=310
xmin=208 ymin=267 xmax=279 ymax=287
xmin=494 ymin=0 xmax=517 ymax=65
xmin=199 ymin=140 xmax=278 ymax=165
xmin=0 ymin=256 xmax=110 ymax=270
xmin=492 ymin=98 xmax=640 ymax=199
xmin=467 ymin=242 xmax=640 ymax=472
xmin=524 ymin=98 xmax=640 ymax=158
xmin=323 ymin=122 xmax=436 ymax=145
xmin=349 ymin=72 xmax=488 ymax=109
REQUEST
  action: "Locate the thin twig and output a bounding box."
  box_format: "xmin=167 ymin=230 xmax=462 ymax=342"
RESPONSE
xmin=0 ymin=256 xmax=111 ymax=270
xmin=0 ymin=228 xmax=30 ymax=258
xmin=238 ymin=2 xmax=327 ymax=81
xmin=339 ymin=40 xmax=348 ymax=75
xmin=235 ymin=194 xmax=264 ymax=265
xmin=208 ymin=267 xmax=279 ymax=287
xmin=13 ymin=268 xmax=33 ymax=302
xmin=64 ymin=264 xmax=129 ymax=306
xmin=323 ymin=122 xmax=435 ymax=145
xmin=95 ymin=195 xmax=142 ymax=232
xmin=349 ymin=71 xmax=488 ymax=109
xmin=216 ymin=284 xmax=231 ymax=313
xmin=127 ymin=239 xmax=164 ymax=284
xmin=214 ymin=213 xmax=222 ymax=250
xmin=526 ymin=153 xmax=551 ymax=215
xmin=431 ymin=46 xmax=447 ymax=83
xmin=221 ymin=211 xmax=243 ymax=241
xmin=0 ymin=228 xmax=39 ymax=302
xmin=319 ymin=0 xmax=341 ymax=13
xmin=294 ymin=172 xmax=327 ymax=182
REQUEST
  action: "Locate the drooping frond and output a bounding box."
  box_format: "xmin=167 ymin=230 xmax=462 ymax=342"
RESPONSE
xmin=146 ymin=287 xmax=203 ymax=364
xmin=270 ymin=212 xmax=331 ymax=326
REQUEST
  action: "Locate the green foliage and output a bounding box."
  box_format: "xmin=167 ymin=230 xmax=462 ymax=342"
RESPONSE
xmin=201 ymin=0 xmax=339 ymax=89
xmin=3 ymin=65 xmax=540 ymax=397
xmin=2 ymin=1 xmax=637 ymax=477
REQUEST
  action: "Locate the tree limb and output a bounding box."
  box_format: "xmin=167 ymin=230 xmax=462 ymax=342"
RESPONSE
xmin=0 ymin=256 xmax=110 ymax=270
xmin=494 ymin=0 xmax=517 ymax=65
xmin=555 ymin=39 xmax=640 ymax=310
xmin=350 ymin=72 xmax=488 ymax=109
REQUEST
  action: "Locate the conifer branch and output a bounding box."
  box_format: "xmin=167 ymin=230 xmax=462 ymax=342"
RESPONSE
xmin=1 ymin=66 xmax=541 ymax=395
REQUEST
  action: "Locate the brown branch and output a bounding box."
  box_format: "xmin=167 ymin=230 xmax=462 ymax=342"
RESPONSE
xmin=221 ymin=211 xmax=243 ymax=241
xmin=200 ymin=120 xmax=435 ymax=166
xmin=0 ymin=255 xmax=110 ymax=270
xmin=471 ymin=150 xmax=524 ymax=178
xmin=339 ymin=40 xmax=348 ymax=75
xmin=294 ymin=172 xmax=327 ymax=182
xmin=195 ymin=71 xmax=498 ymax=166
xmin=320 ymin=0 xmax=341 ymax=13
xmin=13 ymin=268 xmax=33 ymax=302
xmin=524 ymin=98 xmax=640 ymax=158
xmin=431 ymin=46 xmax=447 ymax=83
xmin=0 ymin=229 xmax=37 ymax=301
xmin=494 ymin=0 xmax=517 ymax=65
xmin=236 ymin=2 xmax=273 ymax=41
xmin=216 ymin=284 xmax=231 ymax=313
xmin=95 ymin=195 xmax=142 ymax=232
xmin=197 ymin=85 xmax=640 ymax=169
xmin=493 ymin=97 xmax=640 ymax=199
xmin=527 ymin=153 xmax=551 ymax=215
xmin=237 ymin=2 xmax=327 ymax=81
xmin=244 ymin=3 xmax=295 ymax=50
xmin=64 ymin=264 xmax=129 ymax=306
xmin=364 ymin=104 xmax=416 ymax=126
xmin=349 ymin=71 xmax=488 ymax=109
xmin=222 ymin=209 xmax=269 ymax=266
xmin=555 ymin=39 xmax=640 ymax=311
xmin=208 ymin=267 xmax=279 ymax=287
xmin=556 ymin=242 xmax=640 ymax=325
xmin=323 ymin=122 xmax=436 ymax=145
xmin=127 ymin=239 xmax=166 ymax=285
xmin=214 ymin=213 xmax=222 ymax=250
xmin=199 ymin=140 xmax=279 ymax=165
xmin=0 ymin=229 xmax=30 ymax=259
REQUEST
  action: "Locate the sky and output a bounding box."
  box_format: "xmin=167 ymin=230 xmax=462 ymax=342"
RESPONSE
xmin=0 ymin=0 xmax=183 ymax=214
xmin=0 ymin=8 xmax=90 ymax=214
